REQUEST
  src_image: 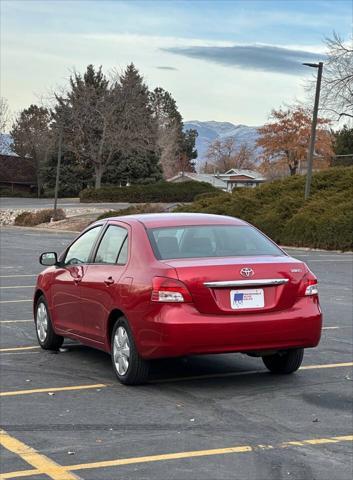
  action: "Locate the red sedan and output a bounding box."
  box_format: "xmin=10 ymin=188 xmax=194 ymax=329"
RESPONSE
xmin=34 ymin=213 xmax=322 ymax=385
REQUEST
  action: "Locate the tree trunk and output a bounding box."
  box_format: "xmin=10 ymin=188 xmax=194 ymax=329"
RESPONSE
xmin=289 ymin=164 xmax=297 ymax=176
xmin=94 ymin=165 xmax=104 ymax=189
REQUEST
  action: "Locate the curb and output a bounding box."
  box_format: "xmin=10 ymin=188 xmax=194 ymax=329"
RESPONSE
xmin=0 ymin=226 xmax=80 ymax=234
xmin=280 ymin=245 xmax=353 ymax=254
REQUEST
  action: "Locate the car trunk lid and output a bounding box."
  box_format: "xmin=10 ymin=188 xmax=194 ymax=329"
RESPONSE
xmin=163 ymin=256 xmax=307 ymax=314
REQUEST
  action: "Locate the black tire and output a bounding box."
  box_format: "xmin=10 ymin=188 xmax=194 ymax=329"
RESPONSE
xmin=262 ymin=348 xmax=304 ymax=374
xmin=35 ymin=295 xmax=64 ymax=350
xmin=111 ymin=317 xmax=150 ymax=385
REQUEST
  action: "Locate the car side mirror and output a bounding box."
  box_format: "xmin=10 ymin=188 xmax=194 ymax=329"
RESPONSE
xmin=40 ymin=252 xmax=58 ymax=266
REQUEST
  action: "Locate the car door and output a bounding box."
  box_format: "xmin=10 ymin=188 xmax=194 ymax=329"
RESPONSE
xmin=51 ymin=225 xmax=103 ymax=335
xmin=79 ymin=223 xmax=130 ymax=343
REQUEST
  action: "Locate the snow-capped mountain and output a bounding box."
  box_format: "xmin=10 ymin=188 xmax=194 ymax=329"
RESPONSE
xmin=0 ymin=133 xmax=17 ymax=156
xmin=184 ymin=121 xmax=260 ymax=169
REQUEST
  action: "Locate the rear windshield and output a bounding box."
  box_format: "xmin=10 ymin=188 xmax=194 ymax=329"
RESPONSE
xmin=148 ymin=225 xmax=285 ymax=260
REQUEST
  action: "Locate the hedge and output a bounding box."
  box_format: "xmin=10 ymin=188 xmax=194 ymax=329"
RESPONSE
xmin=176 ymin=167 xmax=353 ymax=251
xmin=80 ymin=181 xmax=218 ymax=203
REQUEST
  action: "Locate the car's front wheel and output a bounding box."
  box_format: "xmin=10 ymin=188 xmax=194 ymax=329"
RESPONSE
xmin=111 ymin=317 xmax=149 ymax=385
xmin=35 ymin=295 xmax=64 ymax=350
xmin=262 ymin=348 xmax=304 ymax=374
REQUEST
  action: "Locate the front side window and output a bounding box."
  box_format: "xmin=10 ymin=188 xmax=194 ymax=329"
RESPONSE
xmin=148 ymin=225 xmax=284 ymax=260
xmin=94 ymin=225 xmax=128 ymax=264
xmin=65 ymin=226 xmax=102 ymax=265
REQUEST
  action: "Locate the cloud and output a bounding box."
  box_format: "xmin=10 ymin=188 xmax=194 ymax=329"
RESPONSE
xmin=163 ymin=44 xmax=325 ymax=75
xmin=155 ymin=66 xmax=178 ymax=71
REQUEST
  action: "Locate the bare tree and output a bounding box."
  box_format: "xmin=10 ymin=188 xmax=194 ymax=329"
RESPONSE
xmin=0 ymin=97 xmax=11 ymax=133
xmin=0 ymin=97 xmax=11 ymax=154
xmin=319 ymin=33 xmax=353 ymax=120
xmin=204 ymin=137 xmax=255 ymax=172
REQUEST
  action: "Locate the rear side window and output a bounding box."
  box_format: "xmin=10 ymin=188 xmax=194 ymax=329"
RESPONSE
xmin=94 ymin=225 xmax=128 ymax=264
xmin=148 ymin=225 xmax=284 ymax=260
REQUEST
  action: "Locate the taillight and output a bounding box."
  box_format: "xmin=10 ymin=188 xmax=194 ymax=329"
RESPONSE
xmin=151 ymin=277 xmax=193 ymax=303
xmin=298 ymin=271 xmax=319 ymax=296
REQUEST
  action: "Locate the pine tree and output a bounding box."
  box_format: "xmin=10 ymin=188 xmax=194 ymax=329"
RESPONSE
xmin=105 ymin=64 xmax=162 ymax=184
xmin=10 ymin=105 xmax=51 ymax=197
xmin=150 ymin=87 xmax=197 ymax=177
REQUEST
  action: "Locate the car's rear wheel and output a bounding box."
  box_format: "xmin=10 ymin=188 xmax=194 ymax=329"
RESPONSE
xmin=35 ymin=295 xmax=64 ymax=350
xmin=262 ymin=348 xmax=304 ymax=374
xmin=111 ymin=317 xmax=149 ymax=385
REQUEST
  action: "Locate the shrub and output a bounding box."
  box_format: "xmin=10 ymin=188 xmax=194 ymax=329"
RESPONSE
xmin=96 ymin=204 xmax=165 ymax=220
xmin=14 ymin=209 xmax=66 ymax=226
xmin=176 ymin=167 xmax=353 ymax=251
xmin=193 ymin=190 xmax=228 ymax=202
xmin=80 ymin=181 xmax=218 ymax=203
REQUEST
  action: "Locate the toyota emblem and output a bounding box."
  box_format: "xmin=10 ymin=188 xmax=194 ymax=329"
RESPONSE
xmin=240 ymin=267 xmax=254 ymax=278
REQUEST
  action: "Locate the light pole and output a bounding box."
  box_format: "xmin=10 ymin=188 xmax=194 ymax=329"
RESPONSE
xmin=303 ymin=61 xmax=323 ymax=200
xmin=53 ymin=125 xmax=63 ymax=217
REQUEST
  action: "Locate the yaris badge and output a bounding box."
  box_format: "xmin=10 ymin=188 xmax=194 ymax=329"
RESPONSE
xmin=240 ymin=267 xmax=254 ymax=278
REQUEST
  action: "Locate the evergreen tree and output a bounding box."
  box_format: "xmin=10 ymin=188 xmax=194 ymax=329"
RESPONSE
xmin=150 ymin=87 xmax=197 ymax=177
xmin=332 ymin=125 xmax=353 ymax=166
xmin=10 ymin=105 xmax=51 ymax=197
xmin=105 ymin=64 xmax=163 ymax=184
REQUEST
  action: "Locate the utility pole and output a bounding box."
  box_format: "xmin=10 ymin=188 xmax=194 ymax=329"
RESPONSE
xmin=303 ymin=61 xmax=323 ymax=200
xmin=53 ymin=126 xmax=63 ymax=217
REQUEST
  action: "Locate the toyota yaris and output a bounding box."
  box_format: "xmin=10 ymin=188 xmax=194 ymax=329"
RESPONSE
xmin=34 ymin=213 xmax=322 ymax=385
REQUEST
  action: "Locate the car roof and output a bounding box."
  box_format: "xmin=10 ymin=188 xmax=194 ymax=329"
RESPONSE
xmin=107 ymin=213 xmax=248 ymax=228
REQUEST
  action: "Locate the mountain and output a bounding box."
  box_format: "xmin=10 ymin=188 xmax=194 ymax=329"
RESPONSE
xmin=0 ymin=133 xmax=17 ymax=156
xmin=184 ymin=121 xmax=260 ymax=170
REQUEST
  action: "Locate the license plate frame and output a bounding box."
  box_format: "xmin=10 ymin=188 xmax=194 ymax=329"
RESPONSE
xmin=230 ymin=289 xmax=264 ymax=309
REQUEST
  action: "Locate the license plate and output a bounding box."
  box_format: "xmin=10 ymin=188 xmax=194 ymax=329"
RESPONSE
xmin=230 ymin=289 xmax=264 ymax=309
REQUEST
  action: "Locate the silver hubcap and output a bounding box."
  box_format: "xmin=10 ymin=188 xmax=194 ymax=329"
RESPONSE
xmin=113 ymin=326 xmax=130 ymax=376
xmin=36 ymin=302 xmax=48 ymax=343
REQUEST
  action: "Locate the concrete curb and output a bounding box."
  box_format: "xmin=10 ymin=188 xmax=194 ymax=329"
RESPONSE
xmin=280 ymin=245 xmax=353 ymax=254
xmin=0 ymin=225 xmax=80 ymax=234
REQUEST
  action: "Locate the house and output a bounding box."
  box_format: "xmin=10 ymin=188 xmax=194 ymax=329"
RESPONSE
xmin=216 ymin=169 xmax=266 ymax=191
xmin=0 ymin=133 xmax=37 ymax=193
xmin=167 ymin=169 xmax=265 ymax=192
xmin=167 ymin=172 xmax=228 ymax=190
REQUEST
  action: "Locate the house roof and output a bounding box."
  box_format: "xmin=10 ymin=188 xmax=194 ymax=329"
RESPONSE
xmin=218 ymin=169 xmax=265 ymax=181
xmin=167 ymin=172 xmax=227 ymax=189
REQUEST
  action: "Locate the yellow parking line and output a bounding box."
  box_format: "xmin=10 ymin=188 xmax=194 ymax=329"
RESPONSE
xmin=0 ymin=428 xmax=81 ymax=480
xmin=0 ymin=320 xmax=32 ymax=324
xmin=69 ymin=445 xmax=253 ymax=471
xmin=155 ymin=361 xmax=353 ymax=383
xmin=0 ymin=275 xmax=37 ymax=278
xmin=0 ymin=300 xmax=32 ymax=304
xmin=1 ymin=434 xmax=351 ymax=479
xmin=0 ymin=383 xmax=107 ymax=397
xmin=0 ymin=346 xmax=40 ymax=352
xmin=301 ymin=362 xmax=353 ymax=370
xmin=0 ymin=286 xmax=35 ymax=289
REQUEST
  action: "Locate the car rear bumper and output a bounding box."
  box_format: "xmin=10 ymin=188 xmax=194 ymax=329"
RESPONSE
xmin=136 ymin=297 xmax=322 ymax=359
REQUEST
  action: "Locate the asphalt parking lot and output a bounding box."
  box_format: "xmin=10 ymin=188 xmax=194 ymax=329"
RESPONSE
xmin=0 ymin=227 xmax=352 ymax=480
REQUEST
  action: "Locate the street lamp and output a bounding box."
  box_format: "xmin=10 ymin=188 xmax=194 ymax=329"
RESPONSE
xmin=53 ymin=124 xmax=63 ymax=217
xmin=303 ymin=61 xmax=323 ymax=200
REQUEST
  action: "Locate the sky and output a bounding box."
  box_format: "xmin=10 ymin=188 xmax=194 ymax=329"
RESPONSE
xmin=1 ymin=0 xmax=352 ymax=126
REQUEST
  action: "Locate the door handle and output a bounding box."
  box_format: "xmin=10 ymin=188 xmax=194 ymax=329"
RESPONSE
xmin=74 ymin=276 xmax=82 ymax=284
xmin=104 ymin=276 xmax=115 ymax=286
